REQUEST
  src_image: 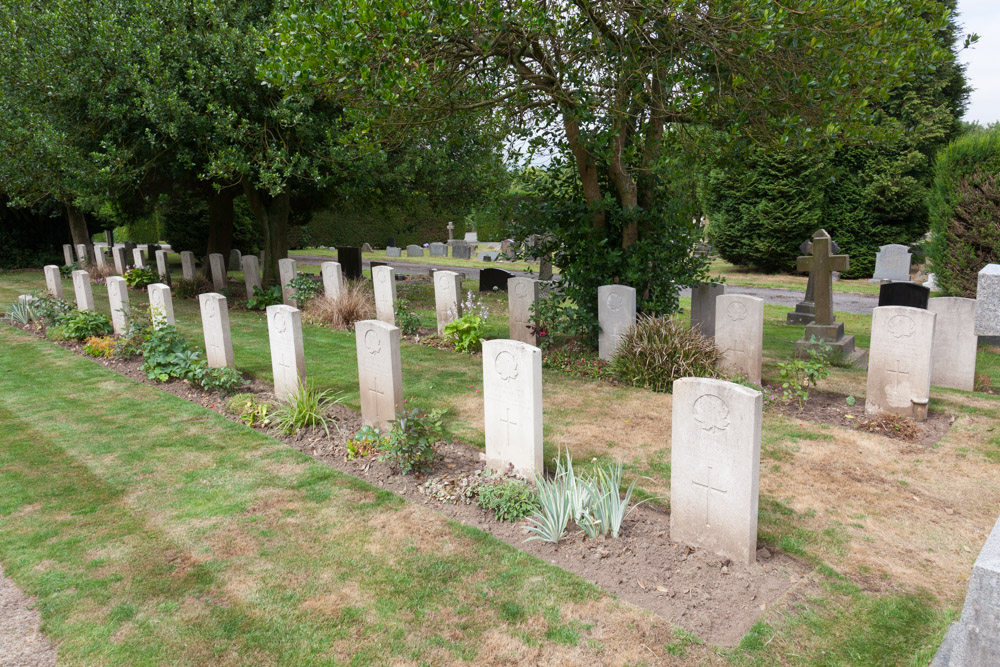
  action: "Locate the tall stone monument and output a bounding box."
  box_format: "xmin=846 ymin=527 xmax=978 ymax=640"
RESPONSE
xmin=787 ymin=236 xmax=840 ymax=325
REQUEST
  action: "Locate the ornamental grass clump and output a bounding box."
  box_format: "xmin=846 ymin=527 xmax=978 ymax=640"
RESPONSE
xmin=612 ymin=314 xmax=719 ymax=393
xmin=305 ymin=281 xmax=374 ymax=330
xmin=270 ymin=382 xmax=342 ymax=436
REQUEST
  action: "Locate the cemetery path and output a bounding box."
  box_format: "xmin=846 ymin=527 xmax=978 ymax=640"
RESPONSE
xmin=678 ymin=284 xmax=878 ymax=314
xmin=0 ymin=565 xmax=57 ymax=666
xmin=294 ymin=254 xmax=538 ymax=280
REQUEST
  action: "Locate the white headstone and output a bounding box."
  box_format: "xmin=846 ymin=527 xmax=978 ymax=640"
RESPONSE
xmin=43 ymin=265 xmax=63 ymax=299
xmin=112 ymin=246 xmax=128 ymax=275
xmin=924 ymin=273 xmax=939 ymax=291
xmin=671 ymin=377 xmax=761 ymax=565
xmin=267 ymin=305 xmax=306 ymax=400
xmin=507 ymin=277 xmax=539 ymax=345
xmin=71 ymin=270 xmax=94 ymax=311
xmin=94 ymin=246 xmax=109 ymax=270
xmin=180 ymin=251 xmax=196 ymax=281
xmin=147 ymin=283 xmax=175 ymax=329
xmin=278 ymin=258 xmax=298 ymax=306
xmin=132 ymin=248 xmax=146 ymax=269
xmin=715 ymin=294 xmax=764 ymax=384
xmin=975 ymin=264 xmax=1000 ymax=336
xmin=598 ymin=285 xmax=636 ymax=361
xmin=199 ymin=293 xmax=235 ymax=368
xmin=62 ymin=244 xmax=74 ymax=266
xmin=241 ymin=255 xmax=262 ymax=296
xmin=209 ymin=253 xmax=226 ymax=292
xmin=866 ymin=306 xmax=936 ymax=421
xmin=372 ymin=265 xmax=397 ymax=325
xmin=321 ymin=261 xmax=344 ymax=301
xmin=482 ymin=339 xmax=543 ymax=478
xmin=154 ymin=249 xmax=170 ymax=284
xmin=354 ymin=319 xmax=403 ymax=429
xmin=434 ymin=270 xmax=462 ymax=334
xmin=75 ymin=244 xmax=88 ymax=265
xmin=928 ymin=297 xmax=977 ymax=392
xmin=106 ymin=276 xmax=130 ymax=335
xmin=869 ymin=244 xmax=912 ymax=283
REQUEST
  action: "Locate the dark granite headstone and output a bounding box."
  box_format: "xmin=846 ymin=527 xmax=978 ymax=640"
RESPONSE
xmin=387 ymin=237 xmax=396 ymax=248
xmin=878 ymin=282 xmax=929 ymax=309
xmin=452 ymin=243 xmax=471 ymax=260
xmin=104 ymin=230 xmax=114 ymax=246
xmin=123 ymin=241 xmax=137 ymax=268
xmin=369 ymin=261 xmax=388 ymax=269
xmin=480 ymin=268 xmax=514 ymax=292
xmin=338 ymin=246 xmax=363 ymax=280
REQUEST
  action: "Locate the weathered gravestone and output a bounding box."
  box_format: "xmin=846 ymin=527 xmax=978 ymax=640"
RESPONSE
xmin=869 ymin=244 xmax=912 ymax=283
xmin=929 ymin=297 xmax=977 ymax=392
xmin=321 ymin=261 xmax=343 ymax=300
xmin=878 ymin=282 xmax=930 ymax=310
xmin=338 ymin=246 xmax=362 ymax=280
xmin=75 ymin=244 xmax=88 ymax=265
xmin=104 ymin=230 xmax=114 ymax=246
xmin=154 ymin=249 xmax=170 ymax=285
xmin=355 ymin=319 xmax=403 ymax=429
xmin=278 ymin=258 xmax=298 ymax=306
xmin=43 ymin=265 xmax=63 ymax=299
xmin=112 ymin=246 xmax=128 ymax=275
xmin=429 ymin=242 xmax=447 ymax=257
xmin=787 ymin=236 xmax=839 ymax=324
xmin=132 ymin=248 xmax=146 ymax=269
xmin=94 ymin=246 xmax=109 ymax=271
xmin=483 ymin=339 xmax=543 ymax=478
xmin=372 ymin=265 xmax=397 ymax=325
xmin=508 ymin=277 xmax=539 ymax=345
xmin=975 ymin=264 xmax=1000 ymax=336
xmin=385 ymin=246 xmax=402 ymax=258
xmin=924 ymin=273 xmax=940 ymax=291
xmin=72 ymin=270 xmax=94 ymax=311
xmin=361 ymin=242 xmax=373 ymax=253
xmin=123 ymin=242 xmax=137 ymax=268
xmin=199 ymin=293 xmax=235 ymax=368
xmin=229 ymin=249 xmax=242 ymax=271
xmin=106 ymin=276 xmax=130 ymax=335
xmin=598 ymin=285 xmax=636 ymax=361
xmin=148 ymin=283 xmax=175 ymax=329
xmin=241 ymin=255 xmax=262 ymax=296
xmin=715 ymin=294 xmax=764 ymax=384
xmin=480 ymin=268 xmax=513 ymax=292
xmin=670 ymin=377 xmax=762 ymax=565
xmin=267 ymin=304 xmax=305 ymax=400
xmin=62 ymin=244 xmax=75 ymax=266
xmin=538 ymin=256 xmax=553 ymax=281
xmin=500 ymin=239 xmax=515 ymax=259
xmin=691 ymin=283 xmax=725 ymax=338
xmin=478 ymin=251 xmax=499 ymax=262
xmin=451 ymin=243 xmax=472 ymax=260
xmin=209 ymin=253 xmax=227 ymax=292
xmin=434 ymin=270 xmax=462 ymax=334
xmin=866 ymin=306 xmax=935 ymax=421
xmin=180 ymin=251 xmax=196 ymax=281
xmin=406 ymin=244 xmax=424 ymax=257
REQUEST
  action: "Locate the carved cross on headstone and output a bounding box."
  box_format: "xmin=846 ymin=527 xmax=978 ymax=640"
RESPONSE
xmin=369 ymin=375 xmax=385 ymax=413
xmin=797 ymin=229 xmax=848 ymax=327
xmin=887 ymin=359 xmax=910 ymax=389
xmin=691 ymin=466 xmax=728 ymax=529
xmin=499 ymin=407 xmax=518 ymax=446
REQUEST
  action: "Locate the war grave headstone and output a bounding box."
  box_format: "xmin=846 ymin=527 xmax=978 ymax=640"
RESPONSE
xmin=148 ymin=283 xmax=175 ymax=329
xmin=132 ymin=248 xmax=146 ymax=269
xmin=715 ymin=294 xmax=764 ymax=384
xmin=94 ymin=246 xmax=109 ymax=271
xmin=241 ymin=255 xmax=261 ymax=296
xmin=372 ymin=265 xmax=397 ymax=325
xmin=75 ymin=244 xmax=88 ymax=265
xmin=928 ymin=297 xmax=977 ymax=392
xmin=229 ymin=249 xmax=242 ymax=271
xmin=878 ymin=282 xmax=930 ymax=310
xmin=483 ymin=339 xmax=543 ymax=478
xmin=794 ymin=229 xmax=867 ymax=367
xmin=691 ymin=283 xmax=725 ymax=338
xmin=975 ymin=264 xmax=1000 ymax=336
xmin=338 ymin=246 xmax=363 ymax=280
xmin=480 ymin=267 xmax=513 ymax=292
xmin=321 ymin=261 xmax=343 ymax=300
xmin=72 ymin=270 xmax=94 ymax=310
xmin=434 ymin=270 xmax=462 ymax=334
xmin=44 ymin=265 xmax=63 ymax=299
xmin=62 ymin=244 xmax=75 ymax=266
xmin=209 ymin=253 xmax=227 ymax=292
xmin=670 ymin=377 xmax=762 ymax=565
xmin=180 ymin=251 xmax=196 ymax=280
xmin=112 ymin=246 xmax=128 ymax=275
xmin=106 ymin=276 xmax=130 ymax=335
xmin=869 ymin=244 xmax=912 ymax=283
xmin=155 ymin=249 xmax=171 ymax=285
xmin=787 ymin=236 xmax=839 ymax=325
xmin=386 ymin=246 xmax=402 ymax=258
xmin=199 ymin=293 xmax=235 ymax=369
xmin=508 ymin=277 xmax=539 ymax=345
xmin=267 ymin=304 xmax=306 ymax=400
xmin=429 ymin=242 xmax=447 ymax=257
xmin=866 ymin=306 xmax=935 ymax=421
xmin=598 ymin=284 xmax=636 ymax=361
xmin=278 ymin=258 xmax=298 ymax=306
xmin=452 ymin=243 xmax=472 ymax=260
xmin=406 ymin=244 xmax=424 ymax=257
xmin=355 ymin=319 xmax=403 ymax=429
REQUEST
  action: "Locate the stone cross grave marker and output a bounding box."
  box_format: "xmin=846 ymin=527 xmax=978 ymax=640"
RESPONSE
xmin=430 ymin=242 xmax=447 ymax=257
xmin=199 ymin=293 xmax=235 ymax=368
xmin=209 ymin=253 xmax=226 ymax=292
xmin=788 ymin=236 xmax=840 ymax=324
xmin=43 ymin=265 xmax=63 ymax=299
xmin=866 ymin=306 xmax=935 ymax=421
xmin=975 ymin=264 xmax=1000 ymax=336
xmin=106 ymin=276 xmax=130 ymax=335
xmin=112 ymin=246 xmax=128 ymax=275
xmin=406 ymin=244 xmax=424 ymax=257
xmin=372 ymin=265 xmax=397 ymax=325
xmin=355 ymin=319 xmax=403 ymax=429
xmin=321 ymin=261 xmax=344 ymax=301
xmin=670 ymin=377 xmax=762 ymax=565
xmin=928 ymin=297 xmax=977 ymax=392
xmin=446 ymin=221 xmax=454 ymax=241
xmin=598 ymin=285 xmax=636 ymax=361
xmin=337 ymin=247 xmax=362 ymax=280
xmin=155 ymin=249 xmax=170 ymax=285
xmin=72 ymin=270 xmax=94 ymax=310
xmin=691 ymin=283 xmax=725 ymax=338
xmin=242 ymin=255 xmax=261 ymax=296
xmin=869 ymin=244 xmax=912 ymax=283
xmin=62 ymin=244 xmax=75 ymax=266
xmin=148 ymin=283 xmax=175 ymax=329
xmin=507 ymin=277 xmax=539 ymax=345
xmin=267 ymin=304 xmax=305 ymax=400
xmin=434 ymin=270 xmax=462 ymax=334
xmin=180 ymin=251 xmax=196 ymax=281
xmin=483 ymin=339 xmax=543 ymax=478
xmin=715 ymin=294 xmax=764 ymax=383
xmin=278 ymin=258 xmax=298 ymax=306
xmin=132 ymin=248 xmax=146 ymax=269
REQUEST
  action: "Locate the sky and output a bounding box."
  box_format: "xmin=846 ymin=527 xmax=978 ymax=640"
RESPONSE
xmin=956 ymin=0 xmax=999 ymax=126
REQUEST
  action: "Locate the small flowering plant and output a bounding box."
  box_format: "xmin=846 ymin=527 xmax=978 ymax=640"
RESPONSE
xmin=729 ymin=371 xmax=781 ymax=409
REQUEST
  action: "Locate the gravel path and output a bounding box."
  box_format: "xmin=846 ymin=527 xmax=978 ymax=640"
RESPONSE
xmin=0 ymin=566 xmax=57 ymax=666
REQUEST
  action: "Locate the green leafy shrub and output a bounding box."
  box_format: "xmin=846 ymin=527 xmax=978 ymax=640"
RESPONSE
xmin=476 ymin=477 xmax=539 ymax=522
xmin=226 ymin=393 xmax=273 ymax=428
xmin=541 ymin=346 xmax=614 ymax=380
xmin=61 ymin=310 xmax=113 ymax=340
xmin=83 ymin=336 xmax=116 ymax=358
xmin=777 ymin=338 xmax=833 ymax=407
xmin=287 ymin=274 xmax=321 ymax=308
xmin=190 ymin=365 xmax=247 ymax=394
xmin=140 ymin=326 xmax=200 ymax=381
xmin=123 ymin=266 xmax=159 ymax=289
xmin=32 ymin=295 xmax=73 ymax=327
xmin=246 ymin=285 xmax=282 ymax=310
xmin=271 ymin=382 xmax=342 ymax=435
xmin=347 ymin=425 xmax=382 ymax=459
xmin=394 ymin=298 xmax=420 ymax=335
xmin=173 ymin=276 xmax=212 ymax=300
xmin=59 ymin=262 xmax=82 ymax=278
xmin=443 ymin=314 xmax=486 ymax=353
xmin=380 ymin=407 xmax=447 ymax=475
xmin=112 ymin=314 xmax=152 ymax=359
xmin=929 ymin=127 xmax=1000 ymax=297
xmin=612 ymin=315 xmax=719 ymax=392
xmin=4 ymin=298 xmax=36 ymax=325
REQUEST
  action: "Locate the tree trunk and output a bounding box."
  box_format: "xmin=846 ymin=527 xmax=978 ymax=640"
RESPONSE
xmin=66 ymin=204 xmax=94 ymax=264
xmin=562 ymin=111 xmax=605 ymax=231
xmin=242 ymin=182 xmax=290 ymax=286
xmin=202 ymin=186 xmax=239 ymax=276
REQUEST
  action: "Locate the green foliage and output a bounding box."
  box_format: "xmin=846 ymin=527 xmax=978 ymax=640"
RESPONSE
xmin=246 ymin=285 xmax=282 ymax=311
xmin=83 ymin=336 xmax=116 ymax=358
xmin=476 ymin=477 xmax=540 ymax=523
xmin=270 ymin=383 xmax=342 ymax=436
xmin=581 ymin=460 xmax=636 ymax=539
xmin=112 ymin=314 xmax=152 ymax=359
xmin=31 ymin=294 xmax=73 ymax=327
xmin=777 ymin=338 xmax=833 ymax=407
xmin=541 ymin=347 xmax=615 ymax=381
xmin=287 ymin=274 xmax=321 ymax=308
xmin=123 ymin=266 xmax=159 ymax=289
xmin=60 ymin=262 xmax=82 ymax=278
xmin=173 ymin=277 xmax=211 ymax=300
xmin=61 ymin=310 xmax=113 ymax=340
xmin=612 ymin=315 xmax=719 ymax=393
xmin=380 ymin=407 xmax=447 ymax=475
xmin=394 ymin=298 xmax=420 ymax=335
xmin=140 ymin=326 xmax=200 ymax=382
xmin=346 ymin=425 xmax=382 ymax=460
xmin=4 ymin=298 xmax=36 ymax=325
xmin=443 ymin=314 xmax=486 ymax=353
xmin=190 ymin=365 xmax=247 ymax=395
xmin=225 ymin=393 xmax=273 ymax=429
xmin=929 ymin=126 xmax=1000 ymax=296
